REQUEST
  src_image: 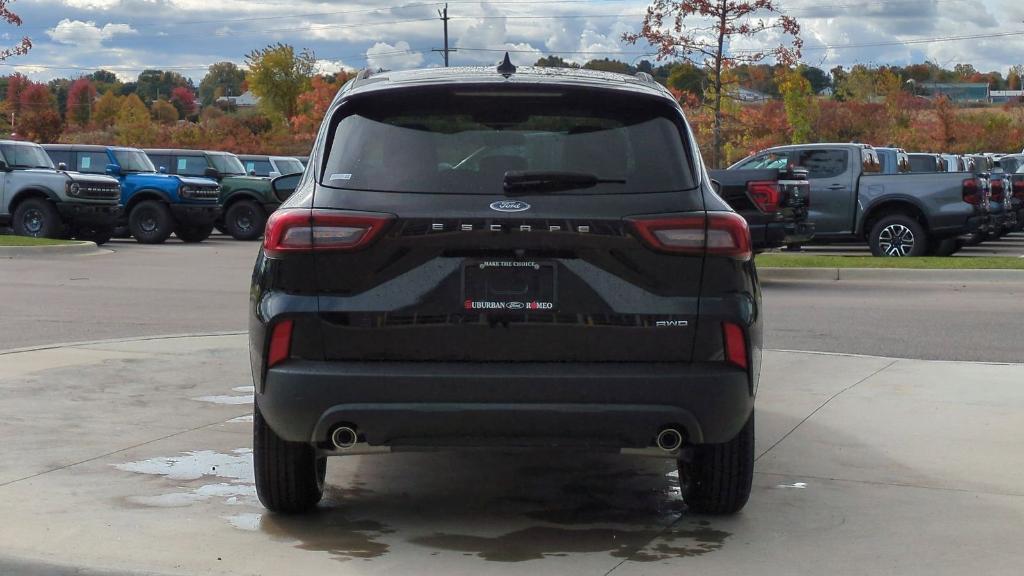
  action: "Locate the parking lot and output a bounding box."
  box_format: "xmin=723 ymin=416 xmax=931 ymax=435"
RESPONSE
xmin=1 ymin=236 xmax=1023 ymax=575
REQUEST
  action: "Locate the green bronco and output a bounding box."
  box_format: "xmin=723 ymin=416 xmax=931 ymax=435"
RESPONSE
xmin=143 ymin=149 xmax=276 ymax=240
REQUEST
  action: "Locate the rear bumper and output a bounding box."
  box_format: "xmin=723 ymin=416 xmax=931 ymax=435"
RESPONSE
xmin=170 ymin=203 xmax=220 ymax=225
xmin=257 ymin=360 xmax=753 ymax=449
xmin=758 ymin=220 xmax=814 ymax=249
xmin=56 ymin=202 xmax=121 ymax=227
xmin=934 ymin=214 xmax=986 ymax=239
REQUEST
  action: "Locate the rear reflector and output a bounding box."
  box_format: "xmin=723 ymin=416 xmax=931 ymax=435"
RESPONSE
xmin=267 ymin=319 xmax=293 ymax=368
xmin=722 ymin=322 xmax=748 ymax=370
xmin=627 ymin=212 xmax=751 ymax=260
xmin=264 ymin=209 xmax=393 ymax=256
xmin=747 ymin=180 xmax=780 ymax=213
xmin=962 ymin=179 xmax=982 ymax=205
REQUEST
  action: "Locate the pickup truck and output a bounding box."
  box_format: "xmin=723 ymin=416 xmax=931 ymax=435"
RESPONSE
xmin=143 ymin=149 xmax=275 ymax=241
xmin=1001 ymin=155 xmax=1024 ymax=233
xmin=875 ymin=147 xmax=911 ymax=174
xmin=0 ymin=140 xmax=121 ymax=243
xmin=968 ymin=154 xmax=1014 ymax=237
xmin=907 ymin=153 xmax=946 ymax=173
xmin=44 ymin=144 xmax=221 ymax=243
xmin=730 ymin=143 xmax=987 ymax=256
xmin=708 ymin=166 xmax=813 ymax=251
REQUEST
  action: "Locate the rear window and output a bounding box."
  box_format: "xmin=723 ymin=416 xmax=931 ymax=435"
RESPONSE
xmin=909 ymin=155 xmax=940 ymax=173
xmin=321 ymin=87 xmax=697 ymax=194
xmin=176 ymin=155 xmax=208 ymax=176
xmin=244 ymin=160 xmax=273 ymax=176
xmin=77 ymin=151 xmax=108 ymax=174
xmin=793 ymin=149 xmax=849 ymax=179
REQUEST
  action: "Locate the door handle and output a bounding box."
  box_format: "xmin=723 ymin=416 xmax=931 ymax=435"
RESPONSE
xmin=827 ymin=184 xmax=846 ymax=190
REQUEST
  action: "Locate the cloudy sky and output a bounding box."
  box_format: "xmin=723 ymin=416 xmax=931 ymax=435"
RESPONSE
xmin=3 ymin=0 xmax=1023 ymax=82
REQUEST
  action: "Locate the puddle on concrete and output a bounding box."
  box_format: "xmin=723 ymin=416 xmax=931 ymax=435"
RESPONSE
xmin=260 ymin=510 xmax=393 ymax=561
xmin=225 ymin=512 xmax=263 ymax=531
xmin=411 ymin=522 xmax=729 ymax=562
xmin=115 ymin=449 xmax=258 ymax=509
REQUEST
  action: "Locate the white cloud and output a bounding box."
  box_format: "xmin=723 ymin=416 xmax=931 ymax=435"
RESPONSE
xmin=366 ymin=41 xmax=423 ymax=70
xmin=317 ymin=59 xmax=355 ymax=75
xmin=46 ymin=19 xmax=138 ymax=49
xmin=63 ymin=0 xmax=121 ymax=8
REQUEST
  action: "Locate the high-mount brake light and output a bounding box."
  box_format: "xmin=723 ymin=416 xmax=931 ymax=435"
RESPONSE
xmin=263 ymin=209 xmax=393 ymax=256
xmin=747 ymin=180 xmax=781 ymax=213
xmin=627 ymin=212 xmax=752 ymax=260
xmin=267 ymin=319 xmax=293 ymax=368
xmin=962 ymin=179 xmax=982 ymax=205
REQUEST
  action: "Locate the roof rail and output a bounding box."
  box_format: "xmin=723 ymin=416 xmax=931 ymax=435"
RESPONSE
xmin=634 ymin=71 xmax=657 ymax=84
xmin=355 ymin=68 xmax=374 ymax=81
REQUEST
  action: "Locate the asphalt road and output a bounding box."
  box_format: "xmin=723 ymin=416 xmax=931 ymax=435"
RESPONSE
xmin=1 ymin=235 xmax=1022 ymax=362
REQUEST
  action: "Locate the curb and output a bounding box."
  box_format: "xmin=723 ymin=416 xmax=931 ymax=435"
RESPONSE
xmin=759 ymin=267 xmax=1024 ymax=282
xmin=0 ymin=240 xmax=99 ymax=257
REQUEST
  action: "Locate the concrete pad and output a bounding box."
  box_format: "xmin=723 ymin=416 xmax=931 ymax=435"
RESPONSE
xmin=0 ymin=335 xmax=1022 ymax=575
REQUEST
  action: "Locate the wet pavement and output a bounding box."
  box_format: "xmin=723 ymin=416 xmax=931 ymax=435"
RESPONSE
xmin=1 ymin=334 xmax=1022 ymax=575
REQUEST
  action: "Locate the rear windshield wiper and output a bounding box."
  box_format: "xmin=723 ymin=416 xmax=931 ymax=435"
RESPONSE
xmin=503 ymin=170 xmax=625 ymax=194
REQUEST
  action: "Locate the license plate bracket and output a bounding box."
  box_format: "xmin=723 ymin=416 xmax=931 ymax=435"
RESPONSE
xmin=462 ymin=260 xmax=556 ymax=312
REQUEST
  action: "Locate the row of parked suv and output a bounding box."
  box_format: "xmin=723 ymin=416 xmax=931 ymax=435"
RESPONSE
xmin=0 ymin=140 xmax=303 ymax=244
xmin=724 ymin=143 xmax=1023 ymax=256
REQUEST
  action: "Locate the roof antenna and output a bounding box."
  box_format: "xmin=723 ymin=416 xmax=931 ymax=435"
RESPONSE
xmin=497 ymin=52 xmax=516 ymax=77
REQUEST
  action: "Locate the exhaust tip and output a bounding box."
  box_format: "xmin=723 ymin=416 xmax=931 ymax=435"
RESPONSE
xmin=656 ymin=427 xmax=684 ymax=452
xmin=330 ymin=426 xmax=358 ymax=450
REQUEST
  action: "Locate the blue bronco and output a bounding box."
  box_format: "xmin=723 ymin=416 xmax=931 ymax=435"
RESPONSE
xmin=43 ymin=144 xmax=221 ymax=243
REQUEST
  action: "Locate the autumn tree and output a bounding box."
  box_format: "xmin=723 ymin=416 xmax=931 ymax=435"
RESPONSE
xmin=114 ymin=93 xmax=156 ymax=146
xmin=92 ymin=90 xmax=121 ymax=128
xmin=169 ymin=86 xmax=196 ymax=119
xmin=534 ymin=55 xmax=580 ymax=68
xmin=17 ymin=83 xmax=62 ymax=142
xmin=245 ymin=43 xmax=316 ymax=119
xmin=0 ymin=1 xmax=31 ymax=61
xmin=625 ymin=0 xmax=801 ymax=168
xmin=777 ymin=67 xmax=815 ymax=144
xmin=151 ymin=99 xmax=179 ymax=124
xmin=667 ymin=62 xmax=706 ymax=100
xmin=198 ymin=61 xmax=246 ymax=106
xmin=135 ymin=69 xmax=193 ymax=103
xmin=66 ymin=78 xmax=96 ymax=127
xmin=292 ymin=72 xmax=349 ymax=135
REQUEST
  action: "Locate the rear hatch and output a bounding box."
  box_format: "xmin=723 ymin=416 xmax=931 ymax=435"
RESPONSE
xmin=308 ymin=83 xmax=707 ymax=362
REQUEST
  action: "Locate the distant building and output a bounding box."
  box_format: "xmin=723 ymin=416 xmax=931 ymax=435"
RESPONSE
xmin=919 ymin=83 xmax=990 ymax=103
xmin=818 ymin=87 xmax=834 ymax=97
xmin=215 ymin=90 xmax=260 ymax=108
xmin=990 ymin=90 xmax=1024 ymax=104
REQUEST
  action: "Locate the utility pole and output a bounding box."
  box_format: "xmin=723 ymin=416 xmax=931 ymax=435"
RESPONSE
xmin=432 ymin=4 xmax=454 ymax=67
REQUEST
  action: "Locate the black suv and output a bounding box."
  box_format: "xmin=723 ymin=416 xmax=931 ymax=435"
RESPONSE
xmin=250 ymin=60 xmax=762 ymax=515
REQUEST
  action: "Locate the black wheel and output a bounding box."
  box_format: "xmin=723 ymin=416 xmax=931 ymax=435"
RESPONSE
xmin=128 ymin=200 xmax=174 ymax=244
xmin=175 ymin=223 xmax=214 ymax=243
xmin=12 ymin=198 xmax=63 ymax=238
xmin=76 ymin=226 xmax=113 ymax=245
xmin=224 ymin=200 xmax=267 ymax=241
xmin=926 ymin=237 xmax=960 ymax=257
xmin=868 ymin=214 xmax=928 ymax=257
xmin=678 ymin=411 xmax=754 ymax=515
xmin=254 ymin=406 xmax=325 ymax=513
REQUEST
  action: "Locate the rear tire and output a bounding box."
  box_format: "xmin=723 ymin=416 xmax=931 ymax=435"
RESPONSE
xmin=254 ymin=406 xmax=325 ymax=514
xmin=679 ymin=411 xmax=754 ymax=515
xmin=926 ymin=237 xmax=960 ymax=257
xmin=128 ymin=200 xmax=174 ymax=244
xmin=868 ymin=214 xmax=928 ymax=257
xmin=175 ymin=223 xmax=214 ymax=243
xmin=12 ymin=198 xmax=63 ymax=238
xmin=224 ymin=200 xmax=266 ymax=241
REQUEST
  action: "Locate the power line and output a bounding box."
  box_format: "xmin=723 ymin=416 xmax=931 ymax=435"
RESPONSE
xmin=431 ymin=4 xmax=455 ymax=67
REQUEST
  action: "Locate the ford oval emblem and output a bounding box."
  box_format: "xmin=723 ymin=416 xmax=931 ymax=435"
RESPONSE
xmin=506 ymin=302 xmax=525 ymax=310
xmin=490 ymin=200 xmax=531 ymax=212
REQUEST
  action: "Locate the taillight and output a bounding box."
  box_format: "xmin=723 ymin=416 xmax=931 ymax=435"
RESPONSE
xmin=267 ymin=319 xmax=293 ymax=368
xmin=628 ymin=212 xmax=752 ymax=260
xmin=962 ymin=179 xmax=982 ymax=205
xmin=722 ymin=322 xmax=748 ymax=370
xmin=263 ymin=209 xmax=393 ymax=256
xmin=1013 ymin=179 xmax=1024 ymax=200
xmin=747 ymin=180 xmax=780 ymax=213
xmin=990 ymin=179 xmax=1005 ymax=202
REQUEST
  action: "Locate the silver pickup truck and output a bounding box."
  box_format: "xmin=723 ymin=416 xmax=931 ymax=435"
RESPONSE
xmin=730 ymin=143 xmax=987 ymax=256
xmin=0 ymin=140 xmax=121 ymax=243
